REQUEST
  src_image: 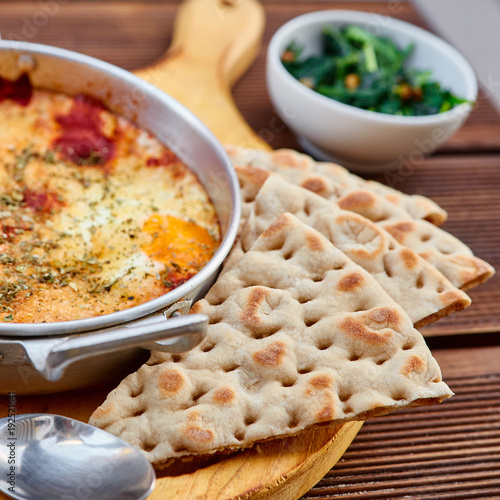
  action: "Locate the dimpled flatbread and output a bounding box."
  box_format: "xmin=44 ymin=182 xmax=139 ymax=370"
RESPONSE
xmin=226 ymin=145 xmax=447 ymax=225
xmin=378 ymin=219 xmax=494 ymax=291
xmin=226 ymin=146 xmax=495 ymax=291
xmin=224 ymin=173 xmax=470 ymax=328
xmin=90 ymin=214 xmax=453 ymax=468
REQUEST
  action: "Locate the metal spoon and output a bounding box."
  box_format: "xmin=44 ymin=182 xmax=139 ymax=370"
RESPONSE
xmin=0 ymin=414 xmax=155 ymax=500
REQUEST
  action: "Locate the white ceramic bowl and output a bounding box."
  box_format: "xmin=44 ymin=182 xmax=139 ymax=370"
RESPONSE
xmin=266 ymin=10 xmax=477 ymax=173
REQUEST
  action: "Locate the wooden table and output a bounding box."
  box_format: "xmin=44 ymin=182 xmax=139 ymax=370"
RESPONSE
xmin=1 ymin=2 xmax=499 ymax=499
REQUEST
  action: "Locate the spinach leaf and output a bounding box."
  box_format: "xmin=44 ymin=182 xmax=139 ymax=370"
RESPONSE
xmin=281 ymin=24 xmax=471 ymax=116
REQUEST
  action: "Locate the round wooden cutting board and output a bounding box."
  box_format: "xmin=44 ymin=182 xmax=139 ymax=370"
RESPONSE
xmin=152 ymin=422 xmax=363 ymax=500
xmin=0 ymin=1 xmax=362 ymax=499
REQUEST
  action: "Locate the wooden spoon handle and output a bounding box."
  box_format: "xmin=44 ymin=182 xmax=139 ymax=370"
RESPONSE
xmin=134 ymin=0 xmax=271 ymax=150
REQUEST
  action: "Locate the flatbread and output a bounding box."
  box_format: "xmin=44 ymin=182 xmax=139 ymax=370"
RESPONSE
xmin=226 ymin=145 xmax=447 ymax=225
xmin=225 ymin=174 xmax=470 ymax=328
xmin=227 ymin=147 xmax=495 ymax=291
xmin=90 ymin=214 xmax=453 ymax=468
xmin=378 ymin=219 xmax=494 ymax=291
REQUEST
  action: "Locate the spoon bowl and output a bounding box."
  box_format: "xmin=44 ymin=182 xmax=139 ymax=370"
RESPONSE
xmin=0 ymin=414 xmax=155 ymax=500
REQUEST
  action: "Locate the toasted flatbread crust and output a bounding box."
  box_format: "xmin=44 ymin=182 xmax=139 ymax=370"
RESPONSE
xmin=224 ymin=171 xmax=470 ymax=327
xmin=226 ymin=146 xmax=494 ymax=291
xmin=90 ymin=214 xmax=452 ymax=467
xmin=226 ymin=145 xmax=447 ymax=225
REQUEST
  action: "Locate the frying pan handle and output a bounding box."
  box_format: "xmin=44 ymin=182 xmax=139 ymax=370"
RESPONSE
xmin=39 ymin=314 xmax=208 ymax=382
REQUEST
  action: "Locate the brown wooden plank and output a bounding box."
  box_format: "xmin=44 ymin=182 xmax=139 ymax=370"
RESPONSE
xmin=301 ymin=346 xmax=500 ymax=499
xmin=364 ymin=153 xmax=500 ymax=337
xmin=231 ymin=1 xmax=500 ymax=153
xmin=2 ymin=346 xmax=500 ymax=500
xmin=0 ymin=3 xmax=499 ymax=499
xmin=2 ymin=0 xmax=497 ymax=336
xmin=0 ymin=1 xmax=499 ymax=153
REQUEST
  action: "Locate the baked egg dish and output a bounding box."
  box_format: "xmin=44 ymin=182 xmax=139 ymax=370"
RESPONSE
xmin=0 ymin=75 xmax=220 ymax=323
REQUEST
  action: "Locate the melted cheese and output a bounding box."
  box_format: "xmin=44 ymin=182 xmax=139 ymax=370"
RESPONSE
xmin=0 ymin=88 xmax=220 ymax=323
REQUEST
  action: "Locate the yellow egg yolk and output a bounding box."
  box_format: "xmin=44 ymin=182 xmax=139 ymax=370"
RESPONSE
xmin=141 ymin=214 xmax=218 ymax=272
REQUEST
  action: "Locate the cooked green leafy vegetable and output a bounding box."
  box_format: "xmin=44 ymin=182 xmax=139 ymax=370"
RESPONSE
xmin=281 ymin=25 xmax=469 ymax=116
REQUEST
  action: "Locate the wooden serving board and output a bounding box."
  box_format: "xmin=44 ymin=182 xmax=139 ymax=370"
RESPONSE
xmin=0 ymin=1 xmax=361 ymax=499
xmin=136 ymin=0 xmax=362 ymax=500
xmin=135 ymin=0 xmax=362 ymax=496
